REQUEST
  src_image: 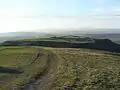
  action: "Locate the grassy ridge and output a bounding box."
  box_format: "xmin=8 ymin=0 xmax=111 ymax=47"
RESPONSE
xmin=1 ymin=36 xmax=93 ymax=46
xmin=1 ymin=36 xmax=120 ymax=53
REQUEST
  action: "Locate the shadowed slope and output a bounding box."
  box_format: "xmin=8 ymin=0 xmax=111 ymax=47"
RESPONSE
xmin=1 ymin=38 xmax=120 ymax=53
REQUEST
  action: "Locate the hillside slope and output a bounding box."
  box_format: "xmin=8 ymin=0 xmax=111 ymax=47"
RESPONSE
xmin=0 ymin=47 xmax=120 ymax=90
xmin=0 ymin=47 xmax=52 ymax=90
xmin=1 ymin=38 xmax=120 ymax=53
xmin=49 ymin=48 xmax=120 ymax=90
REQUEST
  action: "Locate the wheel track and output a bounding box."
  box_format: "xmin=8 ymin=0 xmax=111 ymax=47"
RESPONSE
xmin=20 ymin=50 xmax=58 ymax=90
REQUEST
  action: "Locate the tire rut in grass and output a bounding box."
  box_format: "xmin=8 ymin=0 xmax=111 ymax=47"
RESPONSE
xmin=20 ymin=51 xmax=58 ymax=90
xmin=30 ymin=51 xmax=43 ymax=65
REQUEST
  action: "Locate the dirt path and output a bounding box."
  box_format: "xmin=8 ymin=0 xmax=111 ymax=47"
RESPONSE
xmin=20 ymin=51 xmax=58 ymax=90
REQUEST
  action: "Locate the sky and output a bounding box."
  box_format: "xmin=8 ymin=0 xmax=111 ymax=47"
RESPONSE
xmin=0 ymin=0 xmax=120 ymax=33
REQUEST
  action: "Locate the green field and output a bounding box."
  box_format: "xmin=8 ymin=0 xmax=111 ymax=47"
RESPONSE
xmin=109 ymin=37 xmax=120 ymax=44
xmin=1 ymin=36 xmax=94 ymax=46
xmin=0 ymin=46 xmax=120 ymax=90
xmin=0 ymin=46 xmax=49 ymax=90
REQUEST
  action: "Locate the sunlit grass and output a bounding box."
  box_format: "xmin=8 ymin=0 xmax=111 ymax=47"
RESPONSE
xmin=0 ymin=46 xmax=48 ymax=90
xmin=48 ymin=48 xmax=120 ymax=90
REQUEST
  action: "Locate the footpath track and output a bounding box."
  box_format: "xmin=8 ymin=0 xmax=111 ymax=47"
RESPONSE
xmin=20 ymin=49 xmax=58 ymax=90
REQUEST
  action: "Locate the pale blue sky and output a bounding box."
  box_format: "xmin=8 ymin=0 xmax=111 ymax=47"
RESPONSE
xmin=0 ymin=0 xmax=120 ymax=33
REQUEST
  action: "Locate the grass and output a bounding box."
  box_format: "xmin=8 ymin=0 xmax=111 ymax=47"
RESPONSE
xmin=0 ymin=46 xmax=48 ymax=90
xmin=0 ymin=46 xmax=120 ymax=90
xmin=46 ymin=48 xmax=120 ymax=90
xmin=17 ymin=38 xmax=70 ymax=42
xmin=2 ymin=36 xmax=94 ymax=46
xmin=109 ymin=37 xmax=120 ymax=44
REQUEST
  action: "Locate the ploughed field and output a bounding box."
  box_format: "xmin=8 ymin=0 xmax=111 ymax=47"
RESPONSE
xmin=0 ymin=46 xmax=120 ymax=90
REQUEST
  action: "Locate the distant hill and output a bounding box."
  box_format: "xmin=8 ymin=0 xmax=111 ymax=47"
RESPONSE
xmin=51 ymin=28 xmax=120 ymax=35
xmin=0 ymin=31 xmax=55 ymax=43
xmin=0 ymin=29 xmax=120 ymax=47
xmin=49 ymin=29 xmax=120 ymax=44
xmin=1 ymin=36 xmax=120 ymax=53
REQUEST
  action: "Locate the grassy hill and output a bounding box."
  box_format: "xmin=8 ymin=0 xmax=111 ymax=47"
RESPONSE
xmin=47 ymin=48 xmax=120 ymax=90
xmin=0 ymin=46 xmax=120 ymax=90
xmin=1 ymin=36 xmax=120 ymax=53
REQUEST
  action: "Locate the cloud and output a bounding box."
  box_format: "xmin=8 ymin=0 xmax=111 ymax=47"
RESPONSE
xmin=0 ymin=1 xmax=120 ymax=33
xmin=88 ymin=6 xmax=120 ymax=17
